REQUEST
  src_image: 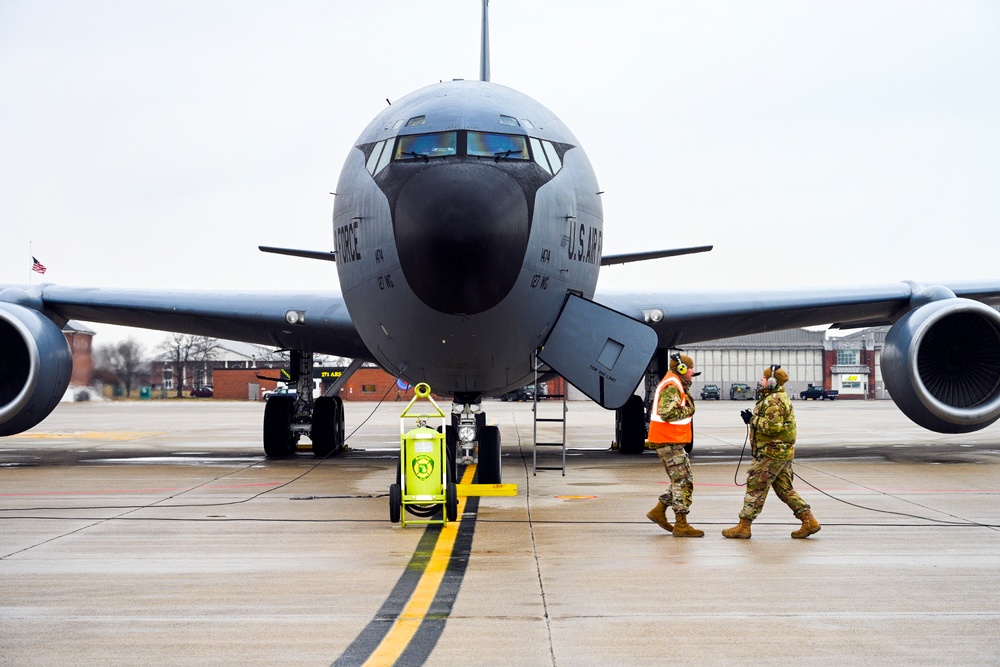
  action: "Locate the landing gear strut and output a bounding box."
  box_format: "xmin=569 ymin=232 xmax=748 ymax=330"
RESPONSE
xmin=451 ymin=392 xmax=501 ymax=484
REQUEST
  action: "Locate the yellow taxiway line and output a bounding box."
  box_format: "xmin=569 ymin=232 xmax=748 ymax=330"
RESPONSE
xmin=362 ymin=464 xmax=476 ymax=667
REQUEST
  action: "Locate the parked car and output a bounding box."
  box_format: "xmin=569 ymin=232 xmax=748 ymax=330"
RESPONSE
xmin=729 ymin=383 xmax=754 ymax=400
xmin=190 ymin=386 xmax=213 ymax=398
xmin=800 ymin=385 xmax=838 ymax=400
xmin=700 ymin=384 xmax=721 ymax=400
xmin=263 ymin=386 xmax=296 ymax=400
xmin=499 ymin=385 xmax=535 ymax=401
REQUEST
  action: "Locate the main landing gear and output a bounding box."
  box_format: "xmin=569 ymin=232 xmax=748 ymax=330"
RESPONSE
xmin=614 ymin=351 xmax=694 ymax=456
xmin=615 ymin=394 xmax=646 ymax=455
xmin=262 ymin=350 xmax=346 ymax=459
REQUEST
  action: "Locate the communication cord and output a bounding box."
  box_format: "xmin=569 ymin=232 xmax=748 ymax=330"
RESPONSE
xmin=792 ymin=465 xmax=1000 ymax=529
xmin=0 ymin=376 xmax=403 ymax=516
xmin=729 ymin=412 xmax=997 ymax=529
xmin=733 ymin=423 xmax=751 ymax=487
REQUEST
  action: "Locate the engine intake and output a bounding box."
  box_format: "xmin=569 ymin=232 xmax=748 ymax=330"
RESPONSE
xmin=882 ymin=298 xmax=1000 ymax=433
xmin=0 ymin=303 xmax=74 ymax=436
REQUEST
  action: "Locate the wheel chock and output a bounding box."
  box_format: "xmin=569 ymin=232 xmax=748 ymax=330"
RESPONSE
xmin=455 ymin=483 xmax=518 ymax=497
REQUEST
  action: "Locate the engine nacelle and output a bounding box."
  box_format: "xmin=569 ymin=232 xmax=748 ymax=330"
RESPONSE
xmin=883 ymin=298 xmax=1000 ymax=433
xmin=0 ymin=303 xmax=74 ymax=436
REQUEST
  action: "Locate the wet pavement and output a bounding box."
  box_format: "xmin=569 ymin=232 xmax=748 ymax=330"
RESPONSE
xmin=2 ymin=398 xmax=999 ymax=665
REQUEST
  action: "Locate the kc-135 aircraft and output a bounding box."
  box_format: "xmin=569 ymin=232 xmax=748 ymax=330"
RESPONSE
xmin=3 ymin=1 xmax=1000 ymax=485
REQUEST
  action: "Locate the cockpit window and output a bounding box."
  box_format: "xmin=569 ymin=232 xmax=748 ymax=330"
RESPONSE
xmin=499 ymin=115 xmax=519 ymax=127
xmin=366 ymin=140 xmax=386 ymax=174
xmin=468 ymin=132 xmax=529 ymax=161
xmin=394 ymin=132 xmax=458 ymax=161
xmin=542 ymin=141 xmax=562 ymax=173
xmin=405 ymin=115 xmax=426 ymax=127
xmin=529 ymin=138 xmax=551 ymax=174
xmin=374 ymin=140 xmax=393 ymax=174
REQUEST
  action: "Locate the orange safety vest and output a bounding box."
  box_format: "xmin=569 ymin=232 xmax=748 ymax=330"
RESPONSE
xmin=647 ymin=372 xmax=693 ymax=445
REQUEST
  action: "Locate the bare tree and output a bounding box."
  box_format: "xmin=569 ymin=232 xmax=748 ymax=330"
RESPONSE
xmin=246 ymin=344 xmax=289 ymax=366
xmin=157 ymin=334 xmax=219 ymax=398
xmin=93 ymin=338 xmax=149 ymax=398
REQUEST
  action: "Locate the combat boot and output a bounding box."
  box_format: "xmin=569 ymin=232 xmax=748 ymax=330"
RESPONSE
xmin=671 ymin=513 xmax=704 ymax=538
xmin=722 ymin=518 xmax=752 ymax=539
xmin=791 ymin=510 xmax=821 ymax=538
xmin=645 ymin=500 xmax=673 ymax=532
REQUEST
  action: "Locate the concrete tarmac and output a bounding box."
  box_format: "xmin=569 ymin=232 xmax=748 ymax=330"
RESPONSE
xmin=2 ymin=398 xmax=999 ymax=666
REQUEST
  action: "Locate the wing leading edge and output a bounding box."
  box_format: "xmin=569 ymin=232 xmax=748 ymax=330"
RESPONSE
xmin=597 ymin=280 xmax=1000 ymax=437
xmin=596 ymin=280 xmax=1000 ymax=347
xmin=0 ymin=283 xmax=373 ymax=361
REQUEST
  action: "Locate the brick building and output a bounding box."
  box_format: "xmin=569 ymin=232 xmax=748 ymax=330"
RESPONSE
xmin=148 ymin=340 xmax=291 ymax=396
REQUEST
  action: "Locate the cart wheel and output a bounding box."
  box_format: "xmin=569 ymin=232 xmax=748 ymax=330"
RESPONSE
xmin=446 ymin=482 xmax=458 ymax=522
xmin=439 ymin=425 xmax=458 ymax=483
xmin=389 ymin=483 xmax=401 ymax=523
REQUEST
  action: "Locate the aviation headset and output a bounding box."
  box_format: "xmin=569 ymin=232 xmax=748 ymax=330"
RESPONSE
xmin=763 ymin=363 xmax=782 ymax=389
xmin=670 ymin=353 xmax=688 ymax=375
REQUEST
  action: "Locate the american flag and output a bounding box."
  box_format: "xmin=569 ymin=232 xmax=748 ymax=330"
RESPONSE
xmin=31 ymin=256 xmax=47 ymax=275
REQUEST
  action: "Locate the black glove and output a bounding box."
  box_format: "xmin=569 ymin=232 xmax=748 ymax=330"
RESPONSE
xmin=740 ymin=409 xmax=753 ymax=425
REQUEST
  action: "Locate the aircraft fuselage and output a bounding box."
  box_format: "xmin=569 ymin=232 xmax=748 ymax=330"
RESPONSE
xmin=333 ymin=80 xmax=603 ymax=396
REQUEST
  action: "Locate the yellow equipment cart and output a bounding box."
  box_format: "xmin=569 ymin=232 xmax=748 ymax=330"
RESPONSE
xmin=389 ymin=383 xmax=457 ymax=526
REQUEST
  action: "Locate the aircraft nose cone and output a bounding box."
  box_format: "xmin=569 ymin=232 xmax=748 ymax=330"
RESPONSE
xmin=394 ymin=163 xmax=530 ymax=315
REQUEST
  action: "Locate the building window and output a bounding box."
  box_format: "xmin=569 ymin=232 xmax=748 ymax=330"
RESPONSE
xmin=362 ymin=384 xmax=377 ymax=393
xmin=841 ymin=375 xmax=862 ymax=388
xmin=837 ymin=349 xmax=859 ymax=365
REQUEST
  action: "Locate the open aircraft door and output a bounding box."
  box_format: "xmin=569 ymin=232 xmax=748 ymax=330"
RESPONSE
xmin=538 ymin=294 xmax=658 ymax=410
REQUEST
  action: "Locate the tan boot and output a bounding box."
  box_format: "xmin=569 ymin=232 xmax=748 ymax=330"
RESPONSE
xmin=791 ymin=510 xmax=821 ymax=538
xmin=646 ymin=500 xmax=673 ymax=532
xmin=671 ymin=513 xmax=704 ymax=538
xmin=722 ymin=518 xmax=752 ymax=539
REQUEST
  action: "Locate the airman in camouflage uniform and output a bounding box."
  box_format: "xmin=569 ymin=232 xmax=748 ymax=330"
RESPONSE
xmin=722 ymin=366 xmax=821 ymax=539
xmin=645 ymin=354 xmax=704 ymax=537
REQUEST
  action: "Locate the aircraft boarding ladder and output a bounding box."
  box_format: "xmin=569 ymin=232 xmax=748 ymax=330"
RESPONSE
xmin=531 ymin=352 xmax=567 ymax=476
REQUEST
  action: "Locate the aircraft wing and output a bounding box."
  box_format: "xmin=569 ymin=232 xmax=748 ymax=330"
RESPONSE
xmin=595 ymin=280 xmax=1000 ymax=347
xmin=0 ymin=283 xmax=374 ymax=360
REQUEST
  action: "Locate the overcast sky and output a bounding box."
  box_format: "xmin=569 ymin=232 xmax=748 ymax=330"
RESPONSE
xmin=2 ymin=1 xmax=998 ymax=350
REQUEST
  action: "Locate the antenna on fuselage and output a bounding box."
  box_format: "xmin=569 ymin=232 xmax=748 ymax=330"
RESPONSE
xmin=480 ymin=0 xmax=490 ymax=82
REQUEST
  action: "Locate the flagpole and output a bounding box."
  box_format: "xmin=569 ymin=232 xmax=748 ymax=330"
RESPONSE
xmin=29 ymin=241 xmax=32 ymax=285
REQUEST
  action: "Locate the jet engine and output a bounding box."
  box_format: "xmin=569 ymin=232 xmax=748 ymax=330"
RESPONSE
xmin=0 ymin=303 xmax=73 ymax=436
xmin=882 ymin=297 xmax=1000 ymax=433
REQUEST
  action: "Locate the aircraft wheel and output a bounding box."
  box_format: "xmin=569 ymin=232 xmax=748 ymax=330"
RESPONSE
xmin=616 ymin=395 xmax=646 ymax=455
xmin=333 ymin=396 xmax=345 ymax=450
xmin=389 ymin=483 xmax=401 ymax=523
xmin=446 ymin=482 xmax=458 ymax=522
xmin=311 ymin=396 xmax=339 ymax=457
xmin=263 ymin=395 xmax=295 ymax=458
xmin=477 ymin=425 xmax=502 ymax=484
